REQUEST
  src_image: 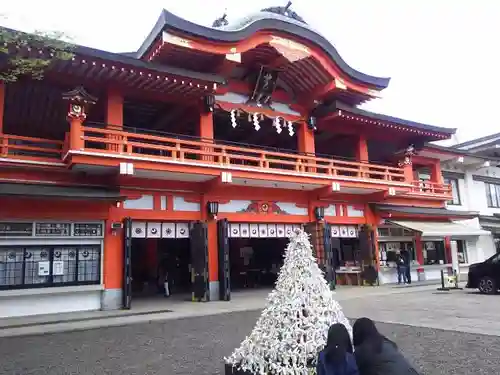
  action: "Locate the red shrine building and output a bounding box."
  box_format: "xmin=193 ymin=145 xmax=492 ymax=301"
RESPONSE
xmin=0 ymin=6 xmax=478 ymax=318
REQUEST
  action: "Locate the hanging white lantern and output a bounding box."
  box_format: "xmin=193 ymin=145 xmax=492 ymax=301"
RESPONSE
xmin=287 ymin=121 xmax=294 ymax=136
xmin=253 ymin=113 xmax=261 ymax=131
xmin=274 ymin=117 xmax=282 ymax=134
xmin=230 ymin=109 xmax=237 ymax=128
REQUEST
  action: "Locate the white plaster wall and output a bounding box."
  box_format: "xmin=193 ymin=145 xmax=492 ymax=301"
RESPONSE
xmin=378 ymin=267 xmax=445 ymax=285
xmin=442 ymin=166 xmax=499 ymax=265
xmin=444 ymin=165 xmax=500 ymax=216
xmin=476 ymin=235 xmax=496 ymax=260
xmin=0 ymin=288 xmax=102 ymax=318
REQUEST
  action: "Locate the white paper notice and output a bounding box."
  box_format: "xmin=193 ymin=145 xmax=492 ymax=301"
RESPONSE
xmin=52 ymin=261 xmax=65 ymax=276
xmin=38 ymin=261 xmax=50 ymax=276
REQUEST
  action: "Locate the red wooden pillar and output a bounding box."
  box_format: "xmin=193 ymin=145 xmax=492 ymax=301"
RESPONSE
xmin=102 ymin=205 xmax=124 ymax=310
xmin=403 ymin=164 xmax=414 ymax=184
xmin=297 ymin=121 xmax=315 ymax=154
xmin=356 ymin=135 xmax=369 ymax=177
xmin=200 ymin=112 xmax=214 ymax=162
xmin=356 ymin=135 xmax=369 ymax=162
xmin=297 ymin=121 xmax=315 ymax=172
xmin=106 ymin=89 xmax=124 ymax=152
xmin=202 ymin=194 xmax=219 ymax=298
xmin=430 ymin=161 xmax=443 ymax=184
xmin=0 ymin=81 xmax=6 ymax=156
xmin=364 ymin=204 xmax=380 ymax=269
xmin=415 ymin=235 xmax=424 ymax=271
xmin=0 ymin=81 xmax=5 ymax=134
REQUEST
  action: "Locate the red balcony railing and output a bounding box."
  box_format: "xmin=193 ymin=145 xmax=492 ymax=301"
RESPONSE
xmin=0 ymin=129 xmax=454 ymax=200
xmin=0 ymin=134 xmax=64 ymax=162
xmin=79 ymin=125 xmax=407 ymax=183
xmin=410 ymin=180 xmax=452 ymax=197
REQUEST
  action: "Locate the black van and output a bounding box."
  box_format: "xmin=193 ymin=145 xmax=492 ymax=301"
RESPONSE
xmin=466 ymin=252 xmax=500 ymax=294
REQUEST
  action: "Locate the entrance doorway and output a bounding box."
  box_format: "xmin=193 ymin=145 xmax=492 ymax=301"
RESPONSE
xmin=130 ymin=238 xmax=191 ymax=298
xmin=226 ymin=223 xmax=302 ymax=290
xmin=331 ymin=238 xmax=361 ymax=267
xmin=228 ymin=238 xmax=288 ymax=289
xmin=123 ymin=220 xmax=209 ymax=309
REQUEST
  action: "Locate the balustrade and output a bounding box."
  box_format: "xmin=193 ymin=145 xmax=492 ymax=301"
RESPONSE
xmin=0 ymin=134 xmax=63 ymax=161
xmin=0 ymin=126 xmax=453 ymax=199
xmin=80 ymin=125 xmax=406 ymax=183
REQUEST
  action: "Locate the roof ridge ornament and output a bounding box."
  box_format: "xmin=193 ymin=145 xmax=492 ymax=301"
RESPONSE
xmin=212 ymin=9 xmax=229 ymax=28
xmin=261 ymin=1 xmax=307 ymax=25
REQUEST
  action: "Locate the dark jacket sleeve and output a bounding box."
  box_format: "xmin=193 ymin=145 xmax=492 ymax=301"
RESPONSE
xmin=316 ymin=352 xmax=325 ymax=375
xmin=354 ymin=345 xmax=371 ymax=375
xmin=346 ymin=353 xmax=360 ymax=375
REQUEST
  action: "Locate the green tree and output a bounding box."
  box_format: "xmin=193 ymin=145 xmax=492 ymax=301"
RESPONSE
xmin=0 ymin=20 xmax=74 ymax=82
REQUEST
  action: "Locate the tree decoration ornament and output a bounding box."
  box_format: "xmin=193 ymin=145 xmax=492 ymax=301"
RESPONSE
xmin=230 ymin=109 xmax=238 ymax=128
xmin=287 ymin=120 xmax=294 ymax=136
xmin=273 ymin=117 xmax=283 ymax=134
xmin=225 ymin=229 xmax=351 ymax=375
xmin=253 ymin=113 xmax=261 ymax=131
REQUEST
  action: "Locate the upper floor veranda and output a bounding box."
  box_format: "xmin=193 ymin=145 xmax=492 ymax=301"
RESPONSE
xmin=0 ymin=10 xmax=455 ymax=203
xmin=0 ymin=79 xmax=452 ymax=203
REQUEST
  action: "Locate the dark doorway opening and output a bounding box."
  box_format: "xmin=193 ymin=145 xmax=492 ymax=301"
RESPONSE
xmin=228 ymin=238 xmax=288 ymax=289
xmin=332 ymin=238 xmax=361 ymax=267
xmin=130 ymin=238 xmax=191 ymax=298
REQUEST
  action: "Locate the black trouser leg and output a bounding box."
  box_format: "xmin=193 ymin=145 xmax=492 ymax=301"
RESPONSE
xmin=406 ymin=267 xmax=411 ymax=284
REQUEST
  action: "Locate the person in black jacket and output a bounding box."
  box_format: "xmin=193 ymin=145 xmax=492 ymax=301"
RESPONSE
xmin=317 ymin=323 xmax=359 ymax=375
xmin=353 ymin=318 xmax=420 ymax=375
xmin=401 ymin=249 xmax=412 ymax=284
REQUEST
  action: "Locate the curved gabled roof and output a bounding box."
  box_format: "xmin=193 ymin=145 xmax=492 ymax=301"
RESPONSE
xmin=137 ymin=9 xmax=391 ymax=90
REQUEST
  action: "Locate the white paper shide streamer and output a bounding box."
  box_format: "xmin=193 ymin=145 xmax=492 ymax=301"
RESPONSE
xmin=287 ymin=121 xmax=294 ymax=136
xmin=230 ymin=109 xmax=237 ymax=128
xmin=253 ymin=113 xmax=261 ymax=131
xmin=225 ymin=229 xmax=351 ymax=375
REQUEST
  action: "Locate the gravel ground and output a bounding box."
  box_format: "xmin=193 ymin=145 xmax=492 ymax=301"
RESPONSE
xmin=0 ymin=311 xmax=499 ymax=375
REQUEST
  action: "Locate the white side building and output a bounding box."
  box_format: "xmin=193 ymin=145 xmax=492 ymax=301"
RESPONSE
xmin=430 ymin=135 xmax=500 ymax=273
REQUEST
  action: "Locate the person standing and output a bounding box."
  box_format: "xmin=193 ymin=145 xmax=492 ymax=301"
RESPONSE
xmin=401 ymin=248 xmax=412 ymax=284
xmin=395 ymin=251 xmax=407 ymax=285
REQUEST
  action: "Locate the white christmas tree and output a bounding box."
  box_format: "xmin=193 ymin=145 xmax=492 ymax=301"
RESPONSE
xmin=225 ymin=229 xmax=352 ymax=375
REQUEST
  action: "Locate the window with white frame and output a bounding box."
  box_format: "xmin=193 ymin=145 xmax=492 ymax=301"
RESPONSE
xmin=443 ymin=177 xmax=461 ymax=205
xmin=485 ymin=183 xmax=500 ymax=208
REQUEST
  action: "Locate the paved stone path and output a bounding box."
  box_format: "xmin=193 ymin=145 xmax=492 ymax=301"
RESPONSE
xmin=340 ymin=289 xmax=500 ymax=336
xmin=0 ymin=310 xmax=499 ymax=375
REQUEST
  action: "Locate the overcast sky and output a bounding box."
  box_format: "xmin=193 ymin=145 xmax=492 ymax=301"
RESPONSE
xmin=1 ymin=0 xmax=499 ymax=144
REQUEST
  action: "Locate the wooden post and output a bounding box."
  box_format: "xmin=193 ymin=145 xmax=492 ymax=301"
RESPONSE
xmin=202 ymin=195 xmax=219 ymax=298
xmin=355 ymin=135 xmax=369 ymax=162
xmin=105 ymin=89 xmax=124 ymax=152
xmin=62 ymin=87 xmax=97 ymax=153
xmin=297 ymin=121 xmax=315 ymax=154
xmin=0 ymin=81 xmax=5 ymax=156
xmin=102 ymin=205 xmax=124 ymax=310
xmin=297 ymin=121 xmax=315 ymax=172
xmin=403 ymin=164 xmax=414 ymax=184
xmin=356 ymin=135 xmax=369 ymax=177
xmin=200 ymin=112 xmax=214 ymax=162
xmin=0 ymin=81 xmax=5 ymax=135
xmin=430 ymin=161 xmax=443 ymax=184
xmin=68 ymin=118 xmax=84 ymax=150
